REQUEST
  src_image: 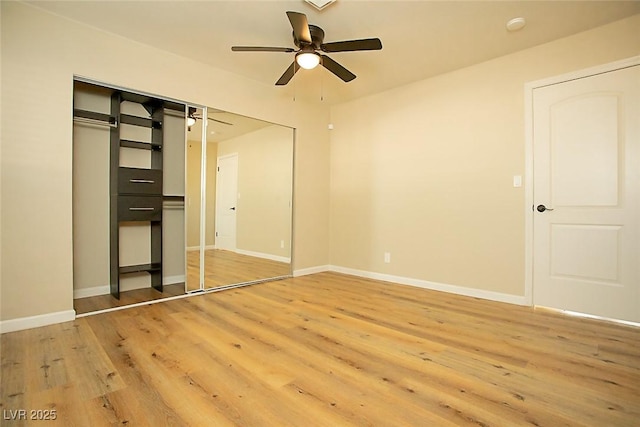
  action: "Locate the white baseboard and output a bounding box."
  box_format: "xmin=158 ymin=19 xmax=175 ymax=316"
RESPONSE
xmin=235 ymin=248 xmax=291 ymax=264
xmin=3 ymin=267 xmax=525 ymax=333
xmin=293 ymin=265 xmax=330 ymax=277
xmin=328 ymin=265 xmax=527 ymax=306
xmin=0 ymin=310 xmax=76 ymax=334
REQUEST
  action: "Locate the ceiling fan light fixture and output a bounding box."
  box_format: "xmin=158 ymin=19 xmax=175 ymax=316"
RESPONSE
xmin=296 ymin=51 xmax=320 ymax=69
xmin=187 ymin=116 xmax=196 ymax=127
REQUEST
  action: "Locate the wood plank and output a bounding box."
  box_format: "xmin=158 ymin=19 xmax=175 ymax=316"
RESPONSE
xmin=74 ymin=283 xmax=185 ymax=315
xmin=76 ymin=249 xmax=290 ymax=315
xmin=3 ymin=272 xmax=640 ymax=425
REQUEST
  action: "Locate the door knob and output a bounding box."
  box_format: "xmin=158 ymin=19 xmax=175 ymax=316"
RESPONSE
xmin=230 ymin=207 xmax=236 ymax=210
xmin=536 ymin=204 xmax=554 ymax=212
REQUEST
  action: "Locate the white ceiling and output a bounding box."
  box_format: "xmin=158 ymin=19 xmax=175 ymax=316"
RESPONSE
xmin=27 ymin=0 xmax=640 ymax=104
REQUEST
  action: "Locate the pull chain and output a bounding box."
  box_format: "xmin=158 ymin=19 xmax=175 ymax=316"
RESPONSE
xmin=320 ymin=67 xmax=324 ymax=101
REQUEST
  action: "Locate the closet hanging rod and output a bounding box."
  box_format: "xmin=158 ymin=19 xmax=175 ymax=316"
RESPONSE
xmin=163 ymin=204 xmax=185 ymax=211
xmin=163 ymin=195 xmax=185 ymax=210
xmin=163 ymin=200 xmax=185 ymax=210
xmin=73 ymin=116 xmax=118 ymax=128
xmin=73 ymin=108 xmax=118 ymax=128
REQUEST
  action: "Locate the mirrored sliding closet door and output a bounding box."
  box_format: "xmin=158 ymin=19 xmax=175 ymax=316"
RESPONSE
xmin=185 ymin=106 xmax=294 ymax=292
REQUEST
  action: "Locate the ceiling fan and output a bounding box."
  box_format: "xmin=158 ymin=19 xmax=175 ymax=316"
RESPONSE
xmin=187 ymin=107 xmax=233 ymax=130
xmin=231 ymin=11 xmax=382 ymax=85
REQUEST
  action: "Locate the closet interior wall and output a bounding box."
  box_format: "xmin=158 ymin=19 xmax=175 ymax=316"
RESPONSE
xmin=72 ymin=81 xmax=186 ymax=300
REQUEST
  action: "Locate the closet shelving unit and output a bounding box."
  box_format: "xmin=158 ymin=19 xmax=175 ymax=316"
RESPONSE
xmin=74 ymin=83 xmax=185 ymax=299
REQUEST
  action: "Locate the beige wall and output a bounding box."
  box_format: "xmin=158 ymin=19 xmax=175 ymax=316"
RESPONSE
xmin=217 ymin=125 xmax=294 ymax=259
xmin=189 ymin=123 xmax=296 ymax=258
xmin=329 ymin=14 xmax=640 ymax=297
xmin=3 ymin=0 xmax=636 ymax=324
xmin=0 ymin=2 xmax=330 ymax=321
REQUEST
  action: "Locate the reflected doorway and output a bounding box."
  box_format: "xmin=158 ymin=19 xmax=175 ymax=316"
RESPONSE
xmin=186 ymin=106 xmax=294 ymax=292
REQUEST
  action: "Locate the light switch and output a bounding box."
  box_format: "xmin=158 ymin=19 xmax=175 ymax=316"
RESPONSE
xmin=513 ymin=175 xmax=522 ymax=187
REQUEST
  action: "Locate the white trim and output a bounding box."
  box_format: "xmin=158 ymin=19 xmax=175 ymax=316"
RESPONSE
xmin=524 ymin=56 xmax=640 ymax=91
xmin=293 ymin=265 xmax=330 ymax=277
xmin=329 ymin=265 xmax=527 ymax=306
xmin=536 ymin=306 xmax=640 ymax=329
xmin=523 ymin=56 xmax=640 ymax=308
xmin=0 ymin=310 xmax=77 ymax=334
xmin=76 ymin=276 xmax=287 ymax=318
xmin=235 ymin=248 xmax=290 ymax=264
xmin=74 ymin=285 xmax=110 ymax=299
xmin=523 ymin=74 xmax=535 ymax=307
xmin=75 ymin=291 xmax=196 ymax=318
xmin=199 ymin=111 xmax=209 ymax=287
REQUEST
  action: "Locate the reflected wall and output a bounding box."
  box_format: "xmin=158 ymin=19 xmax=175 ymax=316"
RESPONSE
xmin=186 ymin=107 xmax=294 ymax=292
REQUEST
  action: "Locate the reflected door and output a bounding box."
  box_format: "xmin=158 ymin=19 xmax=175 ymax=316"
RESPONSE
xmin=532 ymin=65 xmax=640 ymax=322
xmin=215 ymin=154 xmax=238 ymax=251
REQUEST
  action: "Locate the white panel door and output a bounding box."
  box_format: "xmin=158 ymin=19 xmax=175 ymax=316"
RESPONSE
xmin=215 ymin=154 xmax=238 ymax=251
xmin=533 ymin=65 xmax=640 ymax=322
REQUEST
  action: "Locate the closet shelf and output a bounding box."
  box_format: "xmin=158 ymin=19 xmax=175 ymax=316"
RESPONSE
xmin=111 ymin=90 xmax=167 ymax=298
xmin=120 ymin=92 xmax=184 ymax=113
xmin=73 ymin=109 xmax=117 ymax=126
xmin=120 ymin=113 xmax=162 ymax=129
xmin=163 ymin=195 xmax=185 ymax=210
xmin=119 ymin=263 xmax=162 ymax=275
xmin=163 ymin=195 xmax=185 ymax=202
xmin=120 ymin=139 xmax=162 ymax=151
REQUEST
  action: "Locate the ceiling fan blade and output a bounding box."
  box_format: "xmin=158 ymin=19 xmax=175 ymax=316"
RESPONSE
xmin=321 ymin=38 xmax=383 ymax=53
xmin=232 ymin=46 xmax=295 ymax=53
xmin=286 ymin=11 xmax=312 ymax=44
xmin=208 ymin=117 xmax=233 ymax=126
xmin=275 ymin=62 xmax=300 ymax=86
xmin=320 ymin=55 xmax=356 ymax=82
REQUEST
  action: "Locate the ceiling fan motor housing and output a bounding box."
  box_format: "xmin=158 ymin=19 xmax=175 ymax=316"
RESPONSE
xmin=294 ymin=24 xmax=325 ymax=49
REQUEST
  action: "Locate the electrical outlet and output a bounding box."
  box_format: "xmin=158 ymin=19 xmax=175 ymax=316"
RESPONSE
xmin=280 ymin=240 xmax=285 ymax=249
xmin=384 ymin=252 xmax=391 ymax=263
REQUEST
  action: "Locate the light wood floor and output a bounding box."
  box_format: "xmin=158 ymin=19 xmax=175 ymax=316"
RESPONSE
xmin=74 ymin=250 xmax=290 ymax=314
xmin=3 ymin=272 xmax=640 ymax=426
xmin=73 ymin=284 xmax=186 ymax=315
xmin=187 ymin=249 xmax=291 ymax=291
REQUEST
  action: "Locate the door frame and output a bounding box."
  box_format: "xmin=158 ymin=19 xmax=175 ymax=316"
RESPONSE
xmin=523 ymin=55 xmax=640 ymax=307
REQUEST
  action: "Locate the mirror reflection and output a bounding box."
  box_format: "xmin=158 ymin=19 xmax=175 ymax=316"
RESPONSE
xmin=186 ymin=107 xmax=294 ymax=292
